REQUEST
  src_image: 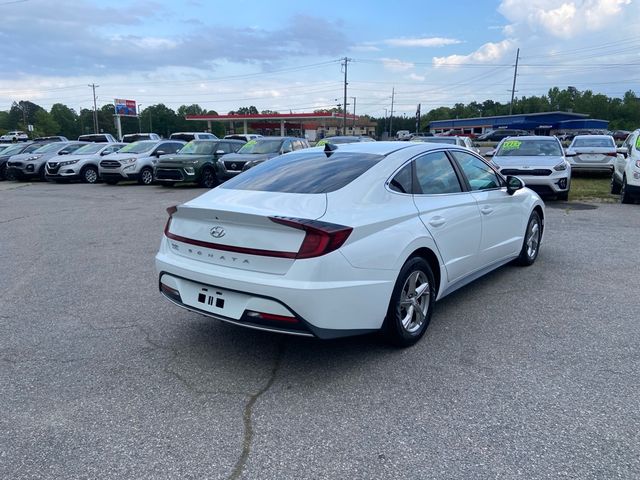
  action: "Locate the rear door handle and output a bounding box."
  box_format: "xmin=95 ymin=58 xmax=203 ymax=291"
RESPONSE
xmin=428 ymin=216 xmax=446 ymax=227
xmin=480 ymin=206 xmax=494 ymax=215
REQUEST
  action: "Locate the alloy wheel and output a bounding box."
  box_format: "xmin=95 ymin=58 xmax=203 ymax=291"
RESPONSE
xmin=84 ymin=168 xmax=98 ymax=183
xmin=398 ymin=271 xmax=430 ymax=334
xmin=526 ymin=217 xmax=540 ymax=259
xmin=141 ymin=169 xmax=153 ymax=185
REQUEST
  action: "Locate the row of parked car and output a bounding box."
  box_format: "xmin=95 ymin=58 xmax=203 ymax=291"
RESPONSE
xmin=1 ymin=130 xmax=639 ymax=204
xmin=0 ymin=134 xmax=314 ymax=188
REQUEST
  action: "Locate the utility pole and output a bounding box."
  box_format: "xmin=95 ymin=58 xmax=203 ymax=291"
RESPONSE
xmin=88 ymin=83 xmax=99 ymax=133
xmin=509 ymin=48 xmax=520 ymax=116
xmin=341 ymin=57 xmax=351 ymax=135
xmin=389 ymin=87 xmax=395 ymax=138
xmin=138 ymin=104 xmax=143 ymax=133
xmin=351 ymin=96 xmax=357 ymax=128
xmin=383 ymin=108 xmax=388 ymax=138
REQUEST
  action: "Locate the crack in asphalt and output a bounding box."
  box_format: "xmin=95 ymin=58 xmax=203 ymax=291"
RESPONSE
xmin=228 ymin=341 xmax=285 ymax=480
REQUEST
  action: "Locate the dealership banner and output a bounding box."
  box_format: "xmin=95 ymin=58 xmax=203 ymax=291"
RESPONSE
xmin=114 ymin=99 xmax=137 ymax=117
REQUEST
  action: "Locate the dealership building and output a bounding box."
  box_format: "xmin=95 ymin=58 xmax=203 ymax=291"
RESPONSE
xmin=428 ymin=111 xmax=609 ymax=136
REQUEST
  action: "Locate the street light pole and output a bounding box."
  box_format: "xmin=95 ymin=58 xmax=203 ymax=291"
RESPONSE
xmin=138 ymin=104 xmax=142 ymax=133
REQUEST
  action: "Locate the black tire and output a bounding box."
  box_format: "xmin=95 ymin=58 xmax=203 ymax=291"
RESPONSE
xmin=199 ymin=166 xmax=219 ymax=188
xmin=611 ymin=174 xmax=622 ymax=194
xmin=81 ymin=165 xmax=99 ymax=184
xmin=104 ymin=179 xmax=119 ymax=185
xmin=515 ymin=211 xmax=542 ymax=266
xmin=138 ymin=167 xmax=154 ymax=185
xmin=383 ymin=257 xmax=436 ymax=347
xmin=5 ymin=168 xmax=17 ymax=181
xmin=620 ymin=176 xmax=633 ymax=204
xmin=38 ymin=166 xmax=46 ymax=181
xmin=0 ymin=163 xmax=6 ymax=181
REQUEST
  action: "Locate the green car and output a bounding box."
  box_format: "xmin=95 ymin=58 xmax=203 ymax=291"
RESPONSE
xmin=154 ymin=139 xmax=245 ymax=187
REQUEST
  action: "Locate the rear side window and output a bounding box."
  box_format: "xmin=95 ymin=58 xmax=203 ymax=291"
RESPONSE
xmin=222 ymin=152 xmax=384 ymax=193
xmin=389 ymin=163 xmax=413 ymax=194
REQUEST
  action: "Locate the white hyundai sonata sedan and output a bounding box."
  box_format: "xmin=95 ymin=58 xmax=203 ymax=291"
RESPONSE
xmin=156 ymin=141 xmax=545 ymax=346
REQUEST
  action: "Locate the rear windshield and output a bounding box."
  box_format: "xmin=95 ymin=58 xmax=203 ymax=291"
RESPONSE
xmin=170 ymin=134 xmax=195 ymax=142
xmin=221 ymin=152 xmax=384 ymax=193
xmin=496 ymin=139 xmax=562 ymax=156
xmin=572 ymin=137 xmax=615 ymax=148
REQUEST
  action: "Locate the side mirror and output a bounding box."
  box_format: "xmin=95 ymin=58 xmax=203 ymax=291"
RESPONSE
xmin=155 ymin=150 xmax=166 ymax=157
xmin=564 ymin=149 xmax=577 ymax=157
xmin=506 ymin=175 xmax=524 ymax=195
xmin=485 ymin=149 xmax=495 ymax=157
xmin=617 ymin=147 xmax=628 ymax=157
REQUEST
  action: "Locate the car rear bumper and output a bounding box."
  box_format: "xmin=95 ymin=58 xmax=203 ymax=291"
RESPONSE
xmin=155 ymin=240 xmax=394 ymax=338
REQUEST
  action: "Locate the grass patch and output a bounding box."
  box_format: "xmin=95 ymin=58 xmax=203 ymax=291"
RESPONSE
xmin=569 ymin=176 xmax=618 ymax=202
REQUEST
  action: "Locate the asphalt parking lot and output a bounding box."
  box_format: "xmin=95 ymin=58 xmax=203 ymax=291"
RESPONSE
xmin=1 ymin=182 xmax=639 ymax=479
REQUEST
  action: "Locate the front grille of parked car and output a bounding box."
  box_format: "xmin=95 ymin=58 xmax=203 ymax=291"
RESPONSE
xmin=8 ymin=162 xmax=23 ymax=167
xmin=156 ymin=169 xmax=184 ymax=180
xmin=224 ymin=160 xmax=245 ymax=170
xmin=500 ymin=168 xmax=552 ymax=176
xmin=47 ymin=163 xmax=60 ymax=174
xmin=100 ymin=160 xmax=120 ymax=169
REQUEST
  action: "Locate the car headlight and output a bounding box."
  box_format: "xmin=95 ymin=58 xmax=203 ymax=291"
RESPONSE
xmin=124 ymin=157 xmax=137 ymax=164
xmin=26 ymin=155 xmax=41 ymax=161
xmin=184 ymin=167 xmax=195 ymax=174
xmin=60 ymin=159 xmax=79 ymax=166
xmin=553 ymin=161 xmax=568 ymax=171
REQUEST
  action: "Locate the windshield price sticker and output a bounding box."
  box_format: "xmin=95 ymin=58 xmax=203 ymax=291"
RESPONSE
xmin=635 ymin=136 xmax=640 ymax=149
xmin=245 ymin=140 xmax=257 ymax=147
xmin=502 ymin=140 xmax=522 ymax=150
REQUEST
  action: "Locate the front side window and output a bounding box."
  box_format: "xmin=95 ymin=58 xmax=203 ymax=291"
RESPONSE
xmin=414 ymin=151 xmax=462 ymax=195
xmin=451 ymin=150 xmax=501 ymax=191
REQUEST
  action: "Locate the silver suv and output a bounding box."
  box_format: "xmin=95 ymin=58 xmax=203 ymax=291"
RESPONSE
xmin=98 ymin=140 xmax=185 ymax=185
xmin=7 ymin=142 xmax=87 ymax=181
xmin=45 ymin=142 xmax=125 ymax=183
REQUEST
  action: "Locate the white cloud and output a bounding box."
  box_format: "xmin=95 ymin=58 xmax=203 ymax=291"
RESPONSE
xmin=433 ymin=39 xmax=515 ymax=67
xmin=380 ymin=58 xmax=415 ymax=72
xmin=385 ymin=37 xmax=462 ymax=47
xmin=351 ymin=43 xmax=381 ymax=52
xmin=498 ymin=0 xmax=631 ymax=39
xmin=407 ymin=73 xmax=426 ymax=81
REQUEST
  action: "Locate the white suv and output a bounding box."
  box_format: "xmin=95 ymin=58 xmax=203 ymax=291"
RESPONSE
xmin=489 ymin=136 xmax=571 ymax=200
xmin=45 ymin=142 xmax=124 ymax=183
xmin=0 ymin=130 xmax=29 ymax=142
xmin=99 ymin=140 xmax=185 ymax=185
xmin=612 ymin=129 xmax=640 ymax=203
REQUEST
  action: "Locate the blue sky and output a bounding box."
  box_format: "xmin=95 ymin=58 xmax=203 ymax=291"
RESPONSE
xmin=0 ymin=0 xmax=638 ymax=117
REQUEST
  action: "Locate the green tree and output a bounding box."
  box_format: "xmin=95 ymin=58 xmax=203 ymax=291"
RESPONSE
xmin=33 ymin=110 xmax=60 ymax=137
xmin=50 ymin=103 xmax=79 ymax=139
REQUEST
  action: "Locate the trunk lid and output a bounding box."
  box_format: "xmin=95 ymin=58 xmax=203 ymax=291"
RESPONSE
xmin=166 ymin=188 xmax=327 ymax=274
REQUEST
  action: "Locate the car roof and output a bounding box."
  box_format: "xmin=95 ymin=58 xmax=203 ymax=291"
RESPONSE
xmin=308 ymin=140 xmax=451 ymax=156
xmin=501 ymin=135 xmax=559 ymax=141
xmin=571 ymin=134 xmax=614 ymax=139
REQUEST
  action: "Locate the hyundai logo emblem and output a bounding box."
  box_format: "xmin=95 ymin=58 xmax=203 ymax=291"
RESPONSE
xmin=210 ymin=226 xmax=226 ymax=238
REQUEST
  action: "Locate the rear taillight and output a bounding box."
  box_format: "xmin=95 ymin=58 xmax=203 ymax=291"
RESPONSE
xmin=269 ymin=216 xmax=353 ymax=259
xmin=246 ymin=310 xmax=298 ymax=324
xmin=164 ymin=205 xmax=178 ymax=235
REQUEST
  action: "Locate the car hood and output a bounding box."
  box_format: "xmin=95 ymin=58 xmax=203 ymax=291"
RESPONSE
xmin=47 ymin=153 xmax=97 ymax=163
xmin=222 ymin=153 xmax=277 ymax=162
xmin=492 ymin=155 xmax=565 ymax=168
xmin=158 ymin=154 xmax=211 ymax=164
